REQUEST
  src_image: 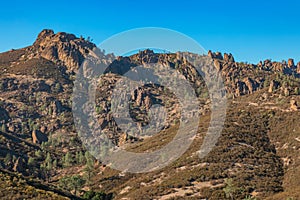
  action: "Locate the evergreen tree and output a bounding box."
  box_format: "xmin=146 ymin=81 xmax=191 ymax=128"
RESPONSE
xmin=63 ymin=152 xmax=73 ymax=167
xmin=35 ymin=150 xmax=43 ymax=159
xmin=45 ymin=152 xmax=52 ymax=171
xmin=1 ymin=124 xmax=6 ymax=132
xmin=79 ymin=151 xmax=85 ymax=164
xmin=28 ymin=157 xmax=36 ymax=167
xmin=70 ymin=175 xmax=85 ymax=195
xmin=53 ymin=159 xmax=57 ymax=168
xmin=4 ymin=153 xmax=12 ymax=167
xmin=84 ymin=152 xmax=95 ymax=186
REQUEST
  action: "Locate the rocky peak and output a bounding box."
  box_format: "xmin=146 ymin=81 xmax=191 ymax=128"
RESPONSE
xmin=138 ymin=49 xmax=155 ymax=56
xmin=33 ymin=29 xmax=96 ymax=72
xmin=208 ymin=50 xmax=223 ymax=60
xmin=130 ymin=49 xmax=158 ymax=64
xmin=33 ymin=29 xmax=54 ymax=46
xmin=288 ymin=58 xmax=295 ymax=68
xmin=224 ymin=53 xmax=235 ymax=62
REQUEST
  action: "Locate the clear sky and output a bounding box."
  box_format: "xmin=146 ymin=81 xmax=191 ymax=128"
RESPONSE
xmin=1 ymin=0 xmax=300 ymax=63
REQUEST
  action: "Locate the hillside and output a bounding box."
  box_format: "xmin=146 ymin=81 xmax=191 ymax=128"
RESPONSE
xmin=0 ymin=29 xmax=299 ymax=200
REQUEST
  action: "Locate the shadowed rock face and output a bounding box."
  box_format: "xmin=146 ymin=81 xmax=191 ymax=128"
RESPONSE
xmin=0 ymin=107 xmax=9 ymax=123
xmin=288 ymin=58 xmax=295 ymax=68
xmin=13 ymin=157 xmax=25 ymax=173
xmin=32 ymin=129 xmax=48 ymax=144
xmin=33 ymin=29 xmax=96 ymax=72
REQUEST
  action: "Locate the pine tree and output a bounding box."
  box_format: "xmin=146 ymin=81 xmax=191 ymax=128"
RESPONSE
xmin=28 ymin=157 xmax=35 ymax=167
xmin=45 ymin=152 xmax=52 ymax=171
xmin=63 ymin=152 xmax=73 ymax=167
xmin=35 ymin=150 xmax=43 ymax=159
xmin=79 ymin=151 xmax=85 ymax=164
xmin=1 ymin=124 xmax=6 ymax=132
xmin=70 ymin=175 xmax=85 ymax=196
xmin=4 ymin=153 xmax=12 ymax=167
xmin=53 ymin=159 xmax=57 ymax=168
xmin=84 ymin=152 xmax=95 ymax=186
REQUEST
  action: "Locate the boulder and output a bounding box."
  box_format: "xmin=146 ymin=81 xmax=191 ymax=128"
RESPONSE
xmin=269 ymin=80 xmax=279 ymax=93
xmin=32 ymin=129 xmax=48 ymax=144
xmin=13 ymin=157 xmax=25 ymax=173
xmin=290 ymin=100 xmax=299 ymax=111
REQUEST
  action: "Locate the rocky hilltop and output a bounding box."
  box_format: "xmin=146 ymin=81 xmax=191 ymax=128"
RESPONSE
xmin=0 ymin=30 xmax=299 ymax=200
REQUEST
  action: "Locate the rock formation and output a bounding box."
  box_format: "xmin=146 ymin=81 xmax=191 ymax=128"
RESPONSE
xmin=13 ymin=157 xmax=25 ymax=173
xmin=288 ymin=58 xmax=295 ymax=68
xmin=290 ymin=99 xmax=299 ymax=111
xmin=32 ymin=129 xmax=48 ymax=144
xmin=33 ymin=29 xmax=96 ymax=72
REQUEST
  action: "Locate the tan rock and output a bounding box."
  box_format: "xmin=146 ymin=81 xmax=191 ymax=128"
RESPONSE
xmin=268 ymin=80 xmax=279 ymax=93
xmin=284 ymin=88 xmax=290 ymax=96
xmin=207 ymin=50 xmax=213 ymax=58
xmin=297 ymin=62 xmax=300 ymax=74
xmin=243 ymin=77 xmax=255 ymax=94
xmin=33 ymin=29 xmax=96 ymax=72
xmin=290 ymin=100 xmax=299 ymax=111
xmin=119 ymin=133 xmax=128 ymax=145
xmin=13 ymin=157 xmax=24 ymax=173
xmin=214 ymin=59 xmax=222 ymax=71
xmin=144 ymin=96 xmax=151 ymax=110
xmin=224 ymin=53 xmax=235 ymax=62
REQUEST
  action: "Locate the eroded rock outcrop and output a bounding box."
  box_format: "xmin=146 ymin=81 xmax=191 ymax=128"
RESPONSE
xmin=33 ymin=29 xmax=96 ymax=72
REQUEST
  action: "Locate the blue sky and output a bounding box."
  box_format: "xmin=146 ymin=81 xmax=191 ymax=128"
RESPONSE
xmin=0 ymin=0 xmax=299 ymax=63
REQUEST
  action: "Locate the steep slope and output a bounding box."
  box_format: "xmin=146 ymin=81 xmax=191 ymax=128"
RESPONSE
xmin=0 ymin=29 xmax=299 ymax=199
